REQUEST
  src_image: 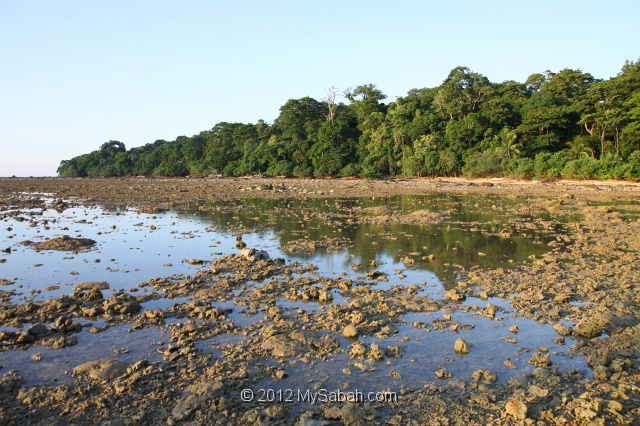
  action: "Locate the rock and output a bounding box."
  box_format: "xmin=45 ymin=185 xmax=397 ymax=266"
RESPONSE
xmin=366 ymin=271 xmax=387 ymax=280
xmin=24 ymin=302 xmax=39 ymax=313
xmin=362 ymin=205 xmax=395 ymax=216
xmin=553 ymin=322 xmax=572 ymax=336
xmin=573 ymin=314 xmax=608 ymax=338
xmin=74 ymin=281 xmax=110 ymax=291
xmin=103 ymin=293 xmax=141 ymax=315
xmin=586 ymin=348 xmax=610 ymax=368
xmin=76 ymin=288 xmax=104 ymax=300
xmin=350 ymin=341 xmax=367 ymax=357
xmin=435 ymin=367 xmax=452 ymax=379
xmin=17 ymin=387 xmax=41 ymax=405
xmin=16 ymin=333 xmax=36 ymax=344
xmin=444 ymin=289 xmax=465 ymax=302
xmin=528 ymin=385 xmax=549 ymax=397
xmin=73 ymin=360 xmax=128 ymax=380
xmin=340 ymin=403 xmax=366 ymax=425
xmin=0 ymin=371 xmax=23 ymax=393
xmin=367 ymin=343 xmax=384 ymax=360
xmin=22 ymin=235 xmax=96 ymax=252
xmin=472 ymin=369 xmax=497 ymax=384
xmin=484 ymin=303 xmax=496 ymax=318
xmin=267 ymin=306 xmax=283 ymax=318
xmin=144 ymin=309 xmax=165 ymax=322
xmin=81 ymin=306 xmax=103 ymax=317
xmin=300 ymin=285 xmax=320 ymax=300
xmin=27 ymin=324 xmax=49 ymax=337
xmin=240 ymin=248 xmax=269 ymax=261
xmin=343 ymin=324 xmax=358 ymax=338
xmin=172 ymin=382 xmax=225 ymax=421
xmin=261 ymin=335 xmax=306 ymax=358
xmin=454 ymin=338 xmax=469 ymax=354
xmin=505 ymin=398 xmax=527 ymax=420
xmin=609 ymin=358 xmax=627 ymax=373
xmin=607 ymin=400 xmax=623 ymax=413
xmin=593 ymin=365 xmax=609 ymax=381
xmin=40 ymin=296 xmax=72 ymax=312
xmin=529 ymin=352 xmax=551 ymax=367
xmin=504 ymin=359 xmax=517 ymax=369
xmin=318 ymin=289 xmax=333 ymax=302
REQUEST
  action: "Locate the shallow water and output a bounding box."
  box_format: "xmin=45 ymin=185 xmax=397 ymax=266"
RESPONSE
xmin=0 ymin=193 xmax=593 ymax=386
xmin=240 ymin=294 xmax=589 ymax=408
xmin=195 ymin=193 xmax=581 ymax=287
xmin=0 ymin=322 xmax=168 ymax=386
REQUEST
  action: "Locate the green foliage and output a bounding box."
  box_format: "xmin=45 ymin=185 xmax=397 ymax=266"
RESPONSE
xmin=359 ymin=162 xmax=382 ymax=178
xmin=546 ymin=151 xmax=571 ymax=178
xmin=437 ymin=148 xmax=462 ymax=176
xmin=308 ymin=122 xmax=345 ymax=177
xmin=462 ymin=149 xmax=502 ymax=177
xmin=495 ymin=130 xmax=521 ymax=159
xmin=511 ymin=158 xmax=535 ymax=179
xmin=564 ymin=136 xmax=594 ymax=158
xmin=339 ymin=163 xmax=360 ymax=177
xmin=622 ymin=151 xmax=640 ymax=180
xmin=57 ymin=61 xmax=640 ymax=181
xmin=561 ymin=157 xmax=601 ymax=179
xmin=533 ymin=152 xmax=552 ymax=178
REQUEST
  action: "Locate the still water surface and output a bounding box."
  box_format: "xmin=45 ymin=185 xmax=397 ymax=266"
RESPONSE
xmin=0 ymin=193 xmax=588 ymax=387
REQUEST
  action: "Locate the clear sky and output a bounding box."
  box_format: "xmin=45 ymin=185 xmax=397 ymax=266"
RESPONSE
xmin=1 ymin=0 xmax=638 ymax=176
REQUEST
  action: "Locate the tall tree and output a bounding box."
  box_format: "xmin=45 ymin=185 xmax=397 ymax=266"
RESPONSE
xmin=272 ymin=97 xmax=326 ymax=176
xmin=345 ymin=84 xmax=387 ymax=163
xmin=433 ymin=66 xmax=493 ymax=120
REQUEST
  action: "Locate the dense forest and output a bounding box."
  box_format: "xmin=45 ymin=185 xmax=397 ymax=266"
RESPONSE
xmin=58 ymin=61 xmax=640 ymax=180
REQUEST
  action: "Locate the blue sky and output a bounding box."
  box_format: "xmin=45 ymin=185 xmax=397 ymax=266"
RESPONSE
xmin=1 ymin=0 xmax=639 ymax=176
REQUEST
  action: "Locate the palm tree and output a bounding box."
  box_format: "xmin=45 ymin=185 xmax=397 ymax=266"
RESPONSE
xmin=495 ymin=131 xmax=522 ymax=159
xmin=564 ymin=138 xmax=593 ymax=158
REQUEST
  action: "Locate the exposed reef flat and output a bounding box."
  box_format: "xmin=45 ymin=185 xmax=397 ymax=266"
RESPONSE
xmin=0 ymin=177 xmax=639 ymax=425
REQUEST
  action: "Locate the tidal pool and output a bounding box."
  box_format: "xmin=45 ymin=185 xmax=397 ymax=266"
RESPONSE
xmin=0 ymin=193 xmax=590 ymax=387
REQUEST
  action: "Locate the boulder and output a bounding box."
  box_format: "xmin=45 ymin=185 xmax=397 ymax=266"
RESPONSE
xmin=454 ymin=338 xmax=470 ymax=354
xmin=74 ymin=281 xmax=110 ymax=291
xmin=103 ymin=293 xmax=141 ymax=315
xmin=240 ymin=248 xmax=270 ymax=261
xmin=73 ymin=360 xmax=128 ymax=380
xmin=573 ymin=314 xmax=608 ymax=338
xmin=342 ymin=324 xmax=358 ymax=338
xmin=444 ymin=289 xmax=465 ymax=302
xmin=172 ymin=381 xmax=225 ymax=421
xmin=261 ymin=335 xmax=306 ymax=358
xmin=505 ymin=398 xmax=527 ymax=420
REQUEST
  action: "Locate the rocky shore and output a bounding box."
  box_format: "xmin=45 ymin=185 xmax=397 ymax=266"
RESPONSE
xmin=1 ymin=177 xmax=639 ymax=425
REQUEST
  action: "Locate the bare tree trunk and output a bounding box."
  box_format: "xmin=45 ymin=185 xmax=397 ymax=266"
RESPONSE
xmin=323 ymin=86 xmax=338 ymax=123
xmin=600 ymin=124 xmax=606 ymax=159
xmin=584 ymin=122 xmax=594 ymax=137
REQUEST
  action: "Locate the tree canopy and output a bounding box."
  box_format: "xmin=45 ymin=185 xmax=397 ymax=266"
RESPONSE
xmin=58 ymin=61 xmax=640 ymax=180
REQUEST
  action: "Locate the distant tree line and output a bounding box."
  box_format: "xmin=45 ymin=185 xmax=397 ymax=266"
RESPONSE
xmin=58 ymin=61 xmax=640 ymax=180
